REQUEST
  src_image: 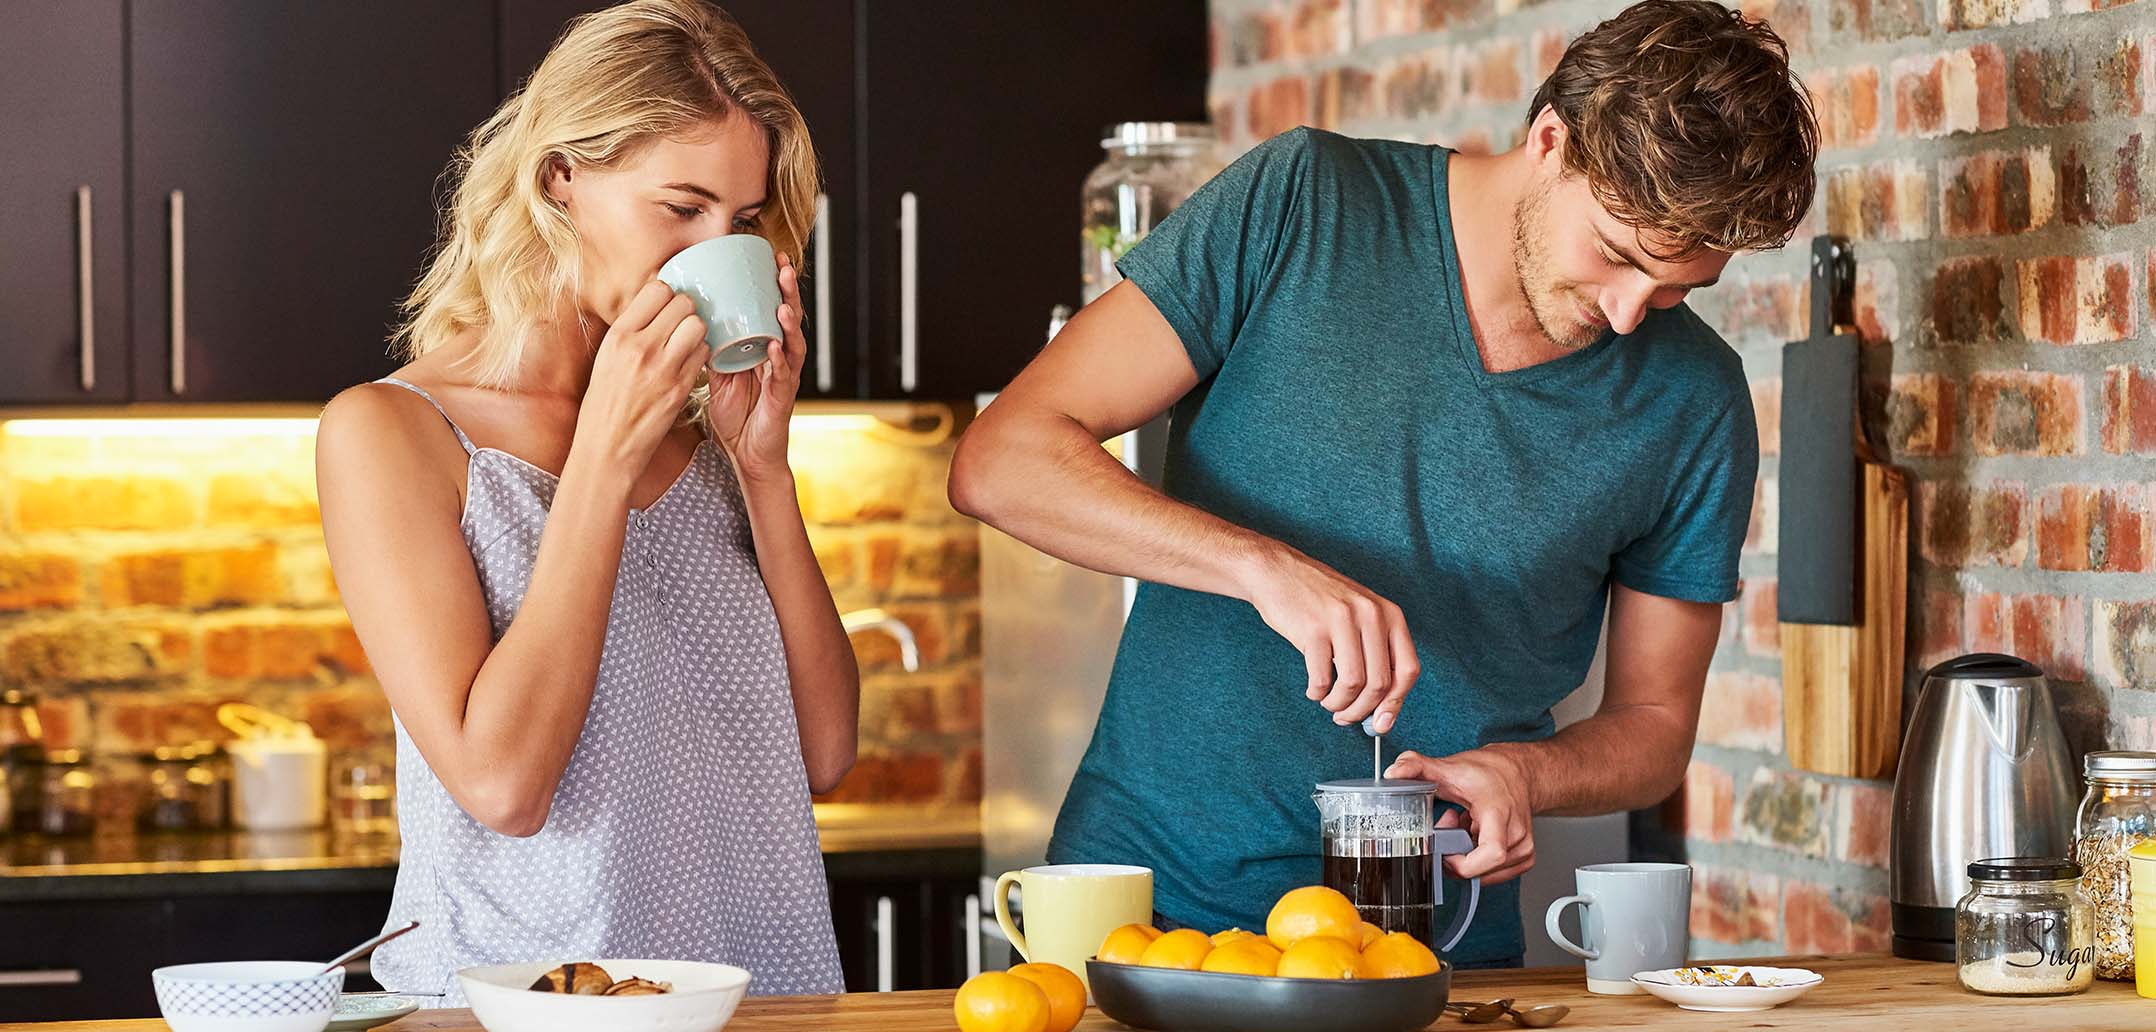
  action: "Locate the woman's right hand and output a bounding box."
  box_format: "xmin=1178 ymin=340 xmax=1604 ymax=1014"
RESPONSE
xmin=574 ymin=280 xmax=710 ymax=469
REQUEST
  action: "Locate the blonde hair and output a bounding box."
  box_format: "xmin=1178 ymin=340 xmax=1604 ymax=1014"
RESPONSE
xmin=396 ymin=0 xmax=819 ymax=386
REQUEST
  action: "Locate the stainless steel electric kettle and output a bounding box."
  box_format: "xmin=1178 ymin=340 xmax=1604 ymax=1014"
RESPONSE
xmin=1889 ymin=653 xmax=2079 ymax=961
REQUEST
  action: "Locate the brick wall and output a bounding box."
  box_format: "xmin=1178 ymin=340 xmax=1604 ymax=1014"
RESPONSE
xmin=1207 ymin=0 xmax=2156 ymax=958
xmin=0 ymin=410 xmax=980 ymax=819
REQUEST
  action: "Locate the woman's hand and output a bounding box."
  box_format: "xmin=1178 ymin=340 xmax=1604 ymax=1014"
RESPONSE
xmin=574 ymin=280 xmax=709 ymax=471
xmin=707 ymin=250 xmax=807 ymax=482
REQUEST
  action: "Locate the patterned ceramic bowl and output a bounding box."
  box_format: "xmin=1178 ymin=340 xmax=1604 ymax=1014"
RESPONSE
xmin=153 ymin=960 xmax=343 ymax=1032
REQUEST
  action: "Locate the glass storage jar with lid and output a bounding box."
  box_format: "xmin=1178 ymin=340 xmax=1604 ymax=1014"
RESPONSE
xmin=2073 ymin=750 xmax=2156 ymax=979
xmin=1080 ymin=122 xmax=1218 ymax=305
xmin=139 ymin=745 xmax=204 ymax=831
xmin=1956 ymin=857 xmax=2094 ymax=996
xmin=0 ymin=688 xmax=45 ymax=833
xmin=35 ymin=749 xmax=97 ymax=837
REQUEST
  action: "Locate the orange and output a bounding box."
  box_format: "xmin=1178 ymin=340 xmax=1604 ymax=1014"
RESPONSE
xmin=1357 ymin=921 xmax=1384 ymax=949
xmin=1200 ymin=938 xmax=1283 ymax=977
xmin=1096 ymin=923 xmax=1162 ymax=965
xmin=1276 ymin=936 xmax=1362 ymax=980
xmin=1357 ymin=932 xmax=1442 ymax=979
xmin=1266 ymin=886 xmax=1363 ymax=951
xmin=1210 ymin=927 xmax=1259 ymax=947
xmin=1007 ymin=963 xmax=1085 ymax=1032
xmin=1136 ymin=928 xmax=1214 ymax=970
xmin=953 ymin=971 xmax=1050 ymax=1032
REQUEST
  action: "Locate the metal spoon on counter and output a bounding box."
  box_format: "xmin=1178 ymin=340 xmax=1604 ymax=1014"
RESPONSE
xmin=317 ymin=920 xmax=420 ymax=976
xmin=1448 ymin=998 xmax=1512 ymax=1023
xmin=1503 ymin=1001 xmax=1569 ymax=1027
xmin=1448 ymin=998 xmax=1569 ymax=1027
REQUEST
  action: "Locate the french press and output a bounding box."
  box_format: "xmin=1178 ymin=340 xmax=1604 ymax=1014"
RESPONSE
xmin=1314 ymin=779 xmax=1482 ymax=954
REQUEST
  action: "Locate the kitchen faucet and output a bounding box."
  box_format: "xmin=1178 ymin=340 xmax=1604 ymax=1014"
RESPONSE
xmin=840 ymin=608 xmax=920 ymax=672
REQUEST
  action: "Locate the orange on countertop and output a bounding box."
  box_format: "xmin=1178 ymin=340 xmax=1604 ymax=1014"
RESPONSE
xmin=1007 ymin=963 xmax=1085 ymax=1032
xmin=953 ymin=971 xmax=1050 ymax=1032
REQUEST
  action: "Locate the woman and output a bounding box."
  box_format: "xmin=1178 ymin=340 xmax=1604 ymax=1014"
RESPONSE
xmin=316 ymin=0 xmax=853 ymax=1002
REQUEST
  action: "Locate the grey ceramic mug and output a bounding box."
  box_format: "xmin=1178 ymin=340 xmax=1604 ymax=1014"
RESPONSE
xmin=1545 ymin=862 xmax=1691 ymax=994
xmin=655 ymin=234 xmax=783 ymax=373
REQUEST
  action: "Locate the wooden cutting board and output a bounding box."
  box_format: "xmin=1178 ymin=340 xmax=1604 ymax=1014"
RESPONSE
xmin=1782 ymin=457 xmax=1907 ymax=779
xmin=1778 ymin=238 xmax=1907 ymax=780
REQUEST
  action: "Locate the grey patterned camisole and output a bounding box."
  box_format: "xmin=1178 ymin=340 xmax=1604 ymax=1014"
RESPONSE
xmin=366 ymin=378 xmax=843 ymax=1005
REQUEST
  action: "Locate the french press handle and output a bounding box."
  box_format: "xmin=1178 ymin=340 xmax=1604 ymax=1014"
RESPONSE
xmin=1430 ymin=827 xmax=1482 ymax=955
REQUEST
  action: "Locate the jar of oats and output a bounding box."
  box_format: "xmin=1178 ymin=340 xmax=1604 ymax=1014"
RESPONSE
xmin=2073 ymin=751 xmax=2156 ymax=980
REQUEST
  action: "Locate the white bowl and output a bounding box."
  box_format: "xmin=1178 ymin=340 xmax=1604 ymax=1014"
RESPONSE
xmin=457 ymin=958 xmax=751 ymax=1032
xmin=152 ymin=960 xmax=343 ymax=1032
xmin=1631 ymin=965 xmax=1823 ymax=1012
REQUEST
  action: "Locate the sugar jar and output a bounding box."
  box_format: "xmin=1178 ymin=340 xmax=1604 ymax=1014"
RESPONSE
xmin=1955 ymin=857 xmax=2094 ymax=996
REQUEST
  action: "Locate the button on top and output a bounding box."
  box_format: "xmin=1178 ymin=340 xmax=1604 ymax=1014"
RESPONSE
xmin=645 ymin=555 xmax=659 ymax=569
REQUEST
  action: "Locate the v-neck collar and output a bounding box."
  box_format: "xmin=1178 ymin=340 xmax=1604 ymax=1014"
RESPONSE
xmin=1432 ymin=149 xmax=1618 ymax=390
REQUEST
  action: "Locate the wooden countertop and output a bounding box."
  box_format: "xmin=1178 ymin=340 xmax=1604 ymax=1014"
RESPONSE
xmin=7 ymin=954 xmax=2149 ymax=1031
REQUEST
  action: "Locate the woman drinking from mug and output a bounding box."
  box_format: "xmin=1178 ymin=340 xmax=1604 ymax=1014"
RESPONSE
xmin=315 ymin=0 xmax=852 ymax=1002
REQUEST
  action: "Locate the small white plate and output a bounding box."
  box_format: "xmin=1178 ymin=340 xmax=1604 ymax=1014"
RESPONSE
xmin=329 ymin=994 xmax=420 ymax=1031
xmin=1631 ymin=966 xmax=1824 ymax=1012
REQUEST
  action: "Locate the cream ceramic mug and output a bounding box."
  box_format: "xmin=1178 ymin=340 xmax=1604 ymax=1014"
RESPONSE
xmin=994 ymin=864 xmax=1152 ymax=993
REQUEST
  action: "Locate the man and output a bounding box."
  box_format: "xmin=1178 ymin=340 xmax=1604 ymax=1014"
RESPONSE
xmin=949 ymin=0 xmax=1817 ymax=966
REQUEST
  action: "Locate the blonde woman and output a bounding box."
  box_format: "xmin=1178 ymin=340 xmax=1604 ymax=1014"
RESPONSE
xmin=315 ymin=0 xmax=852 ymax=1001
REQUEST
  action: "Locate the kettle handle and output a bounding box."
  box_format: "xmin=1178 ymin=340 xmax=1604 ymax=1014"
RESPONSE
xmin=1431 ymin=827 xmax=1482 ymax=954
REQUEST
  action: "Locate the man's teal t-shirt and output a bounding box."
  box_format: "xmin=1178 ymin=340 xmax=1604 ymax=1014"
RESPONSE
xmin=1046 ymin=128 xmax=1760 ymax=964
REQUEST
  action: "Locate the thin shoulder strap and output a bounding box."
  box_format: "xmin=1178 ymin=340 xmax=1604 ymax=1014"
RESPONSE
xmin=373 ymin=377 xmax=477 ymax=455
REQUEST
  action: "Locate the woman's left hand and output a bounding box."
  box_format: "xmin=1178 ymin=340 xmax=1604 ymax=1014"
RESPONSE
xmin=707 ymin=250 xmax=807 ymax=481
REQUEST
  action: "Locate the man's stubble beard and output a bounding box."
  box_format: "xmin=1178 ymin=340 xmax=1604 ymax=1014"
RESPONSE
xmin=1510 ymin=180 xmax=1604 ymax=353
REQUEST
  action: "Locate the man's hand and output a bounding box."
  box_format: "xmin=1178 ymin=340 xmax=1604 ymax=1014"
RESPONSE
xmin=1385 ymin=747 xmax=1535 ymax=884
xmin=1239 ymin=542 xmax=1418 ymax=732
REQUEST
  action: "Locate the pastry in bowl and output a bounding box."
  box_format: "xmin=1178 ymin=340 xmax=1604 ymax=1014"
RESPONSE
xmin=525 ymin=962 xmax=674 ymax=996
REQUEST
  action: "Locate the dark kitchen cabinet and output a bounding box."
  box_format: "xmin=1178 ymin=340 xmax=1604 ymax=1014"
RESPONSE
xmin=0 ymin=1 xmax=131 ymax=404
xmin=1 ymin=1 xmax=1205 ymax=407
xmin=0 ymin=887 xmax=391 ymax=1023
xmin=499 ymin=0 xmax=862 ymax=399
xmin=826 ymin=848 xmax=981 ymax=992
xmin=855 ymin=1 xmax=1209 ymax=398
xmin=127 ymin=2 xmax=498 ymax=403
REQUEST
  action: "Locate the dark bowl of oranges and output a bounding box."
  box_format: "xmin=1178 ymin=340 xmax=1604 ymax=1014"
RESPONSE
xmin=1083 ymin=886 xmax=1453 ymax=1032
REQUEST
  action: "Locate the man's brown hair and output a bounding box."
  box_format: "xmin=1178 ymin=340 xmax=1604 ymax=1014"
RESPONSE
xmin=1527 ymin=0 xmax=1818 ymax=260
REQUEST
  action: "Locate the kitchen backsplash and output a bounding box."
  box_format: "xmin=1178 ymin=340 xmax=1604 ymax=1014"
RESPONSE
xmin=1208 ymin=0 xmax=2156 ymax=960
xmin=0 ymin=407 xmax=979 ymax=809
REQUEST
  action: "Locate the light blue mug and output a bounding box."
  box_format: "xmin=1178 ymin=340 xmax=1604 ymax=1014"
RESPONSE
xmin=1546 ymin=862 xmax=1692 ymax=994
xmin=656 ymin=234 xmax=783 ymax=373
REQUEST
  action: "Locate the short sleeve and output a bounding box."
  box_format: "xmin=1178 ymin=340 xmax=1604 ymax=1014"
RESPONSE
xmin=1113 ymin=128 xmax=1317 ymax=381
xmin=1611 ymin=395 xmax=1761 ymax=603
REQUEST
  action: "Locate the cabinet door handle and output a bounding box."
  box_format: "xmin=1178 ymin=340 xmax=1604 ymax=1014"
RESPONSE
xmin=168 ymin=189 xmax=187 ymax=395
xmin=963 ymin=893 xmax=982 ymax=979
xmin=813 ymin=193 xmax=834 ymax=393
xmin=75 ymin=186 xmax=95 ymax=392
xmin=874 ymin=895 xmax=895 ymax=993
xmin=0 ymin=969 xmax=82 ymax=988
xmin=898 ymin=191 xmax=918 ymax=393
